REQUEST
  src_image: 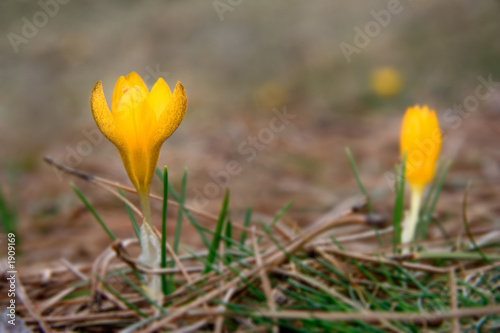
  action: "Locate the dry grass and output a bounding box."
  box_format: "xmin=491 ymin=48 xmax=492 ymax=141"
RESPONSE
xmin=2 ymin=162 xmax=499 ymax=332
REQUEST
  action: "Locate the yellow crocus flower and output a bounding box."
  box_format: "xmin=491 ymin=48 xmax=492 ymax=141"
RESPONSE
xmin=90 ymin=72 xmax=187 ymax=302
xmin=91 ymin=72 xmax=187 ymax=202
xmin=400 ymin=105 xmax=441 ymax=245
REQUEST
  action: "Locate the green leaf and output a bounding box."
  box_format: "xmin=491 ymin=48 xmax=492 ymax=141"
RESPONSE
xmin=161 ymin=167 xmax=169 ymax=296
xmin=392 ymin=152 xmax=406 ymax=253
xmin=0 ymin=185 xmax=16 ymax=236
xmin=156 ymin=167 xmax=211 ymax=249
xmin=240 ymin=208 xmax=252 ymax=245
xmin=418 ymin=160 xmax=451 ymax=240
xmin=72 ymin=184 xmax=116 ymax=241
xmin=119 ymin=189 xmax=140 ymax=243
xmin=204 ymin=189 xmax=229 ymax=274
xmin=345 ymin=147 xmax=373 ymax=213
xmin=174 ymin=169 xmax=188 ymax=254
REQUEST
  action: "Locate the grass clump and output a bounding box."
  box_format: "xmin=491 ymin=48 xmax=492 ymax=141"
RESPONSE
xmin=6 ymin=158 xmax=499 ymax=332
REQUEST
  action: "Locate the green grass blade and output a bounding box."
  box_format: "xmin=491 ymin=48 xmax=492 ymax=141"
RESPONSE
xmin=72 ymin=183 xmax=116 ymax=241
xmin=156 ymin=167 xmax=211 ymax=249
xmin=225 ymin=219 xmax=232 ymax=248
xmin=96 ymin=275 xmax=146 ymax=318
xmin=240 ymin=208 xmax=252 ymax=245
xmin=174 ymin=168 xmax=188 ymax=254
xmin=418 ymin=160 xmax=451 ymax=240
xmin=204 ymin=189 xmax=229 ymax=274
xmin=155 ymin=167 xmax=165 ymax=182
xmin=185 ymin=247 xmax=223 ymax=275
xmin=329 ymin=235 xmax=345 ymax=251
xmin=345 ymin=147 xmax=373 ymax=213
xmin=417 ymin=251 xmax=500 ymax=261
xmin=119 ymin=271 xmax=168 ymax=314
xmin=392 ymin=152 xmax=406 ymax=253
xmin=161 ymin=167 xmax=169 ymax=296
xmin=0 ymin=186 xmax=16 ymax=235
xmin=418 ymin=161 xmax=444 ymax=229
xmin=462 ymin=182 xmax=492 ymax=264
xmin=264 ymin=200 xmax=294 ymax=234
xmin=122 ymin=315 xmax=163 ymax=333
xmin=119 ymin=189 xmax=140 ymax=243
xmin=225 ymin=219 xmax=233 ymax=263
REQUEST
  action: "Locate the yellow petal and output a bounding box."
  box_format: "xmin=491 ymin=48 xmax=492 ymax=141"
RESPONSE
xmin=125 ymin=72 xmax=149 ymax=96
xmin=151 ymin=81 xmax=187 ymax=148
xmin=90 ymin=81 xmax=118 ymax=145
xmin=114 ymin=85 xmax=147 ymax=129
xmin=112 ymin=76 xmax=127 ymax=113
xmin=147 ymin=77 xmax=172 ymax=119
xmin=114 ymin=87 xmax=158 ymax=193
xmin=117 ymin=144 xmax=157 ymax=195
xmin=112 ymin=72 xmax=149 ymax=113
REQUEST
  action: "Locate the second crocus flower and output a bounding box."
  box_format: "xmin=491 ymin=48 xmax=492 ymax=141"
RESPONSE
xmin=400 ymin=105 xmax=441 ymax=245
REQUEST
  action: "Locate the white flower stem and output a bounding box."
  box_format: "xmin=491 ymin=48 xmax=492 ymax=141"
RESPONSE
xmin=138 ymin=190 xmax=163 ymax=305
xmin=139 ymin=190 xmax=153 ymax=227
xmin=401 ymin=185 xmax=424 ymax=246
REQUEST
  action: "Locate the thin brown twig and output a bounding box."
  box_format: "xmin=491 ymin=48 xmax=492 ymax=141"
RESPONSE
xmin=108 ymin=239 xmax=204 ymax=275
xmin=60 ymin=258 xmax=88 ymax=281
xmin=317 ymin=246 xmax=452 ymax=274
xmin=182 ymin=305 xmax=500 ymax=323
xmin=170 ymin=319 xmax=209 ymax=333
xmin=38 ymin=286 xmax=78 ymax=315
xmin=98 ymin=181 xmax=143 ymax=216
xmin=214 ymin=288 xmax=235 ymax=333
xmin=16 ymin=278 xmax=54 ymax=333
xmin=462 ymin=261 xmax=500 ymax=278
xmin=24 ymin=309 xmax=154 ymax=324
xmin=91 ymin=240 xmax=136 ymax=310
xmin=36 ymin=259 xmax=90 ymax=314
xmin=252 ymin=226 xmax=278 ymax=333
xmin=450 ymin=268 xmax=459 ymax=333
xmin=44 ymin=156 xmax=268 ymax=237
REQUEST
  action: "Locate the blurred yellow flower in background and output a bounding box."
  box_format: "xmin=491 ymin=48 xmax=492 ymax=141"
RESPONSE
xmin=400 ymin=105 xmax=441 ymax=245
xmin=254 ymin=80 xmax=288 ymax=109
xmin=370 ymin=67 xmax=402 ymax=98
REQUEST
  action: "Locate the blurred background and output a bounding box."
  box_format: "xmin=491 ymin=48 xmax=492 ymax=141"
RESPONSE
xmin=1 ymin=0 xmax=499 ymax=265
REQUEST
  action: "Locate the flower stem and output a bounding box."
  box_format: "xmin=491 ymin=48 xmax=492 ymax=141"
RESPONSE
xmin=137 ymin=187 xmax=163 ymax=304
xmin=138 ymin=189 xmax=153 ymax=227
xmin=402 ymin=185 xmax=424 ymax=245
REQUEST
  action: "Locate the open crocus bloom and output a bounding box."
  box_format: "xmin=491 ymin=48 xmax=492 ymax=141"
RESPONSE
xmin=90 ymin=72 xmax=187 ymax=196
xmin=90 ymin=72 xmax=187 ymax=303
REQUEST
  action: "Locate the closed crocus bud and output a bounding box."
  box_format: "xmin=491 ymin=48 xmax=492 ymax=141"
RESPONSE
xmin=400 ymin=105 xmax=441 ymax=188
xmin=399 ymin=105 xmax=441 ymax=246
